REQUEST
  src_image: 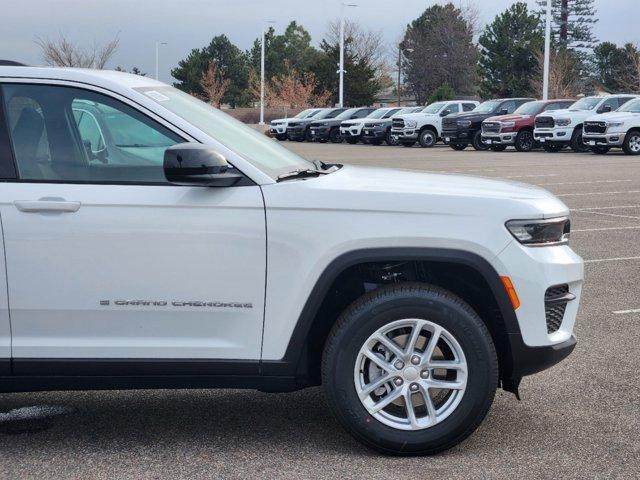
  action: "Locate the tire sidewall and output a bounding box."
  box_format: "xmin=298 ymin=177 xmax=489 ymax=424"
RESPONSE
xmin=324 ymin=287 xmax=497 ymax=454
xmin=419 ymin=129 xmax=437 ymax=148
xmin=515 ymin=130 xmax=534 ymax=152
xmin=623 ymin=131 xmax=640 ymax=155
xmin=472 ymin=131 xmax=489 ymax=151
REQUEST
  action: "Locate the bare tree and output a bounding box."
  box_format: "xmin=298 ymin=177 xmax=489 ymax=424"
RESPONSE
xmin=35 ymin=33 xmax=119 ymax=69
xmin=618 ymin=44 xmax=640 ymax=93
xmin=270 ymin=64 xmax=331 ymax=115
xmin=457 ymin=0 xmax=481 ymax=36
xmin=200 ymin=61 xmax=231 ymax=108
xmin=532 ymin=49 xmax=580 ymax=98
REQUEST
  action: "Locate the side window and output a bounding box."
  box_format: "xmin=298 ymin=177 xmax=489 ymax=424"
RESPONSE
xmin=352 ymin=109 xmax=373 ymax=119
xmin=383 ymin=109 xmax=400 ymax=118
xmin=462 ymin=103 xmax=476 ymax=111
xmin=501 ymin=101 xmax=517 ymax=114
xmin=598 ymin=97 xmax=618 ymax=113
xmin=446 ymin=104 xmax=460 ymax=114
xmin=617 ymin=97 xmax=635 ymax=109
xmin=2 ymin=84 xmax=183 ymax=183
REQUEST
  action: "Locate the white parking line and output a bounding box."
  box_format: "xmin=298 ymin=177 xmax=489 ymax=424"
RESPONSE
xmin=585 ymin=256 xmax=640 ymax=264
xmin=613 ymin=308 xmax=640 ymax=315
xmin=539 ymin=179 xmax=635 ymax=186
xmin=573 ymin=211 xmax=640 ymax=220
xmin=573 ymin=226 xmax=640 ymax=232
xmin=503 ymin=174 xmax=559 ymax=179
xmin=558 ymin=190 xmax=640 ymax=197
xmin=572 ymin=205 xmax=640 ymax=211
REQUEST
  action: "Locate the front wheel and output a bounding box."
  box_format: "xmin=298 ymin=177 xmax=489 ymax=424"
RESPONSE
xmin=418 ymin=129 xmax=437 ymax=148
xmin=623 ymin=130 xmax=640 ymax=155
xmin=329 ymin=128 xmax=342 ymax=144
xmin=449 ymin=143 xmax=468 ymax=151
xmin=322 ymin=284 xmax=498 ymax=456
xmin=471 ymin=131 xmax=489 ymax=151
xmin=590 ymin=146 xmax=610 ymax=155
xmin=275 ymin=134 xmax=288 ymax=141
xmin=570 ymin=127 xmax=590 ymax=153
xmin=386 ymin=130 xmax=398 ymax=146
xmin=401 ymin=141 xmax=416 ymax=148
xmin=514 ymin=130 xmax=535 ymax=152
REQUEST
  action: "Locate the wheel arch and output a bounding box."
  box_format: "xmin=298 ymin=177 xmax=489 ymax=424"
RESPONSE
xmin=261 ymin=248 xmax=521 ymax=389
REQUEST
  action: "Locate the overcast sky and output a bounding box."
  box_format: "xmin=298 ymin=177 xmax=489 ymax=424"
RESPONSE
xmin=2 ymin=0 xmax=638 ymax=83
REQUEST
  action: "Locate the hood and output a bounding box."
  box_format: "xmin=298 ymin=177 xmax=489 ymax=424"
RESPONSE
xmin=585 ymin=111 xmax=638 ymax=123
xmin=444 ymin=111 xmax=494 ymax=121
xmin=396 ymin=112 xmax=439 ymax=121
xmin=269 ymin=165 xmax=568 ymax=221
xmin=542 ymin=107 xmax=593 ymax=119
xmin=341 ymin=119 xmax=366 ymax=127
xmin=484 ymin=114 xmax=529 ymax=123
xmin=310 ymin=118 xmax=342 ymax=127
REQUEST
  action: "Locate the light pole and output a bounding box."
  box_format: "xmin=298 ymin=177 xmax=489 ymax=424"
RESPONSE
xmin=339 ymin=3 xmax=358 ymax=107
xmin=542 ymin=0 xmax=552 ymax=100
xmin=397 ymin=46 xmax=414 ymax=106
xmin=155 ymin=42 xmax=167 ymax=81
xmin=260 ymin=21 xmax=276 ymax=125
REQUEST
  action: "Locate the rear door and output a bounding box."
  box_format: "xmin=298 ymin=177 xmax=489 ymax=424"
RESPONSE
xmin=0 ymin=81 xmax=266 ymax=375
xmin=0 ymin=96 xmax=12 ymax=374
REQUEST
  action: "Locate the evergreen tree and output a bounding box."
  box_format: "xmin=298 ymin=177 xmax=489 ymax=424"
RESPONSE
xmin=536 ymin=0 xmax=598 ymax=51
xmin=479 ymin=2 xmax=544 ymax=98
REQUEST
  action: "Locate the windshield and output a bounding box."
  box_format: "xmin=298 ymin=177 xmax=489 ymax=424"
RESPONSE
xmin=303 ymin=109 xmax=322 ymax=118
xmin=514 ymin=101 xmax=544 ymax=115
xmin=398 ymin=107 xmax=419 ymax=115
xmin=421 ymin=102 xmax=446 ymax=114
xmin=335 ymin=108 xmax=359 ymax=119
xmin=294 ymin=109 xmax=313 ymax=118
xmin=570 ymin=97 xmax=601 ymax=111
xmin=316 ymin=108 xmax=344 ymax=120
xmin=473 ymin=100 xmax=502 ymax=114
xmin=367 ymin=108 xmax=391 ymax=119
xmin=618 ymin=99 xmax=640 ymax=113
xmin=136 ymin=86 xmax=313 ymax=178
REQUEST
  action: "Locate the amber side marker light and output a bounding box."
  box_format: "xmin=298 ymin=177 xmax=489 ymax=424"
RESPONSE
xmin=500 ymin=276 xmax=521 ymax=310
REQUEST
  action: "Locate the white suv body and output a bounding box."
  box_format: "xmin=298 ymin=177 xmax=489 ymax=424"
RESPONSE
xmin=270 ymin=108 xmax=323 ymax=138
xmin=534 ymin=95 xmax=638 ymax=151
xmin=390 ymin=101 xmax=479 ymax=147
xmin=583 ymin=98 xmax=640 ymax=154
xmin=338 ymin=107 xmax=400 ymax=139
xmin=0 ymin=66 xmax=583 ymax=455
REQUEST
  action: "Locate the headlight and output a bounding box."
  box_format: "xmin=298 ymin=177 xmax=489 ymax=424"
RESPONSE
xmin=505 ymin=217 xmax=571 ymax=246
xmin=405 ymin=120 xmax=417 ymax=128
xmin=501 ymin=121 xmax=516 ymax=128
xmin=457 ymin=120 xmax=472 ymax=128
xmin=608 ymin=121 xmax=624 ymax=127
xmin=555 ymin=118 xmax=571 ymax=127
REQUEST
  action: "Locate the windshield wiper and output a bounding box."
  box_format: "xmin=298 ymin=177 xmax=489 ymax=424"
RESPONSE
xmin=277 ymin=168 xmax=324 ymax=182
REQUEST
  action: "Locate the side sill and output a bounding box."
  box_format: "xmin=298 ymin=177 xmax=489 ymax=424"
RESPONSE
xmin=0 ymin=359 xmax=10 ymax=375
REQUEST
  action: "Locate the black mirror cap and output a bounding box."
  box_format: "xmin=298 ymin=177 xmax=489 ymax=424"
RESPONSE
xmin=164 ymin=143 xmax=242 ymax=187
xmin=600 ymin=105 xmax=612 ymax=113
xmin=499 ymin=108 xmax=509 ymax=115
xmin=440 ymin=110 xmax=451 ymax=117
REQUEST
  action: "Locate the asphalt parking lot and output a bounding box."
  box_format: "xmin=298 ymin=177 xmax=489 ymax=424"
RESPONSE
xmin=1 ymin=142 xmax=639 ymax=479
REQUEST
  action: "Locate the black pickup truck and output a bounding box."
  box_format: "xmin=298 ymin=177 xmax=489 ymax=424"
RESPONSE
xmin=442 ymin=98 xmax=534 ymax=151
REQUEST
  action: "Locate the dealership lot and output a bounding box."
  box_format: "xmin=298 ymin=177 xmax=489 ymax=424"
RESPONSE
xmin=1 ymin=144 xmax=639 ymax=479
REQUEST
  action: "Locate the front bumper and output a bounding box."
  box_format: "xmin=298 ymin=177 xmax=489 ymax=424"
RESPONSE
xmin=534 ymin=127 xmax=572 ymax=144
xmin=270 ymin=125 xmax=287 ymax=135
xmin=286 ymin=127 xmax=306 ymax=140
xmin=390 ymin=128 xmax=418 ymax=140
xmin=508 ymin=334 xmax=577 ymax=378
xmin=362 ymin=126 xmax=387 ymax=140
xmin=583 ymin=131 xmax=625 ymax=147
xmin=482 ymin=132 xmax=517 ymax=145
xmin=340 ymin=126 xmax=363 ymax=138
xmin=442 ymin=128 xmax=476 ymax=144
xmin=309 ymin=127 xmax=331 ymax=141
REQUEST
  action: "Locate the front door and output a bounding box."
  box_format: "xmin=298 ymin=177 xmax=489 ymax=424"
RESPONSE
xmin=0 ymin=82 xmax=266 ymax=375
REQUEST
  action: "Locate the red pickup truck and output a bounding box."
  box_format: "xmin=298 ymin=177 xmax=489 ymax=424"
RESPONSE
xmin=481 ymin=99 xmax=575 ymax=152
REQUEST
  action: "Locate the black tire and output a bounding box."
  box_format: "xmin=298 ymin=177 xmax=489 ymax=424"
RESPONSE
xmin=418 ymin=128 xmax=437 ymax=148
xmin=449 ymin=143 xmax=468 ymax=151
xmin=346 ymin=138 xmax=359 ymax=145
xmin=385 ymin=130 xmax=398 ymax=146
xmin=622 ymin=130 xmax=640 ymax=155
xmin=401 ymin=141 xmax=416 ymax=148
xmin=471 ymin=131 xmax=489 ymax=151
xmin=304 ymin=128 xmax=313 ymax=142
xmin=543 ymin=143 xmax=563 ymax=153
xmin=275 ymin=134 xmax=287 ymax=141
xmin=490 ymin=145 xmax=507 ymax=152
xmin=590 ymin=146 xmax=610 ymax=155
xmin=514 ymin=130 xmax=535 ymax=152
xmin=570 ymin=127 xmax=590 ymax=153
xmin=322 ymin=283 xmax=498 ymax=456
xmin=329 ymin=128 xmax=343 ymax=144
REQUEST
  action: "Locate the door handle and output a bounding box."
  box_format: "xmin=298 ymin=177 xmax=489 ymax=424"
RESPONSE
xmin=14 ymin=198 xmax=81 ymax=213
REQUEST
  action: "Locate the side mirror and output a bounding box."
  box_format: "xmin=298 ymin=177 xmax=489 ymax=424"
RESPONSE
xmin=440 ymin=109 xmax=451 ymax=117
xmin=599 ymin=104 xmax=612 ymax=113
xmin=164 ymin=143 xmax=244 ymax=187
xmin=499 ymin=108 xmax=509 ymax=115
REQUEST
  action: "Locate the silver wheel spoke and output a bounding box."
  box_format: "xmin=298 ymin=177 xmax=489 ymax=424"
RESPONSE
xmin=369 ymin=387 xmax=403 ymax=414
xmin=421 ymin=325 xmax=442 ymax=363
xmin=362 ymin=349 xmax=392 ymax=373
xmin=427 ymin=378 xmax=466 ymax=391
xmin=404 ymin=321 xmax=423 ymax=354
xmin=419 ymin=384 xmax=437 ymax=423
xmin=374 ymin=334 xmax=405 ymax=361
xmin=404 ymin=391 xmax=419 ymax=428
xmin=360 ymin=374 xmax=391 ymax=399
xmin=429 ymin=360 xmax=467 ymax=373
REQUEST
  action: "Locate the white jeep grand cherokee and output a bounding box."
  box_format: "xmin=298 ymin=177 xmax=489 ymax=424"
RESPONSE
xmin=0 ymin=66 xmax=583 ymax=455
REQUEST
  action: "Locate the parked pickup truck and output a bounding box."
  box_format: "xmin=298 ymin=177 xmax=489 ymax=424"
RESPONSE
xmin=339 ymin=107 xmax=391 ymax=144
xmin=362 ymin=107 xmax=422 ymax=145
xmin=534 ymin=95 xmax=637 ymax=153
xmin=583 ymin=98 xmax=640 ymax=155
xmin=270 ymin=108 xmax=323 ymax=141
xmin=309 ymin=107 xmax=375 ymax=143
xmin=0 ymin=65 xmax=583 ymax=456
xmin=287 ymin=107 xmax=346 ymax=142
xmin=481 ymin=99 xmax=575 ymax=152
xmin=391 ymin=101 xmax=479 ymax=148
xmin=442 ymin=98 xmax=535 ymax=151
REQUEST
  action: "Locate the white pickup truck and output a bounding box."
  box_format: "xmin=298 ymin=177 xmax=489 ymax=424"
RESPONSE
xmin=534 ymin=95 xmax=638 ymax=152
xmin=583 ymin=98 xmax=640 ymax=155
xmin=0 ymin=65 xmax=583 ymax=456
xmin=390 ymin=100 xmax=479 ymax=147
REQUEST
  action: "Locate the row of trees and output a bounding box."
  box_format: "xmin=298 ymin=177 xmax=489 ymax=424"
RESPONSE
xmin=37 ymin=1 xmax=640 ymax=108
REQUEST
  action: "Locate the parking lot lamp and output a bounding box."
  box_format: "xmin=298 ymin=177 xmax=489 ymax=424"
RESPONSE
xmin=542 ymin=0 xmax=551 ymax=100
xmin=397 ymin=47 xmax=414 ymax=106
xmin=260 ymin=21 xmax=277 ymax=125
xmin=155 ymin=42 xmax=167 ymax=81
xmin=339 ymin=3 xmax=358 ymax=107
